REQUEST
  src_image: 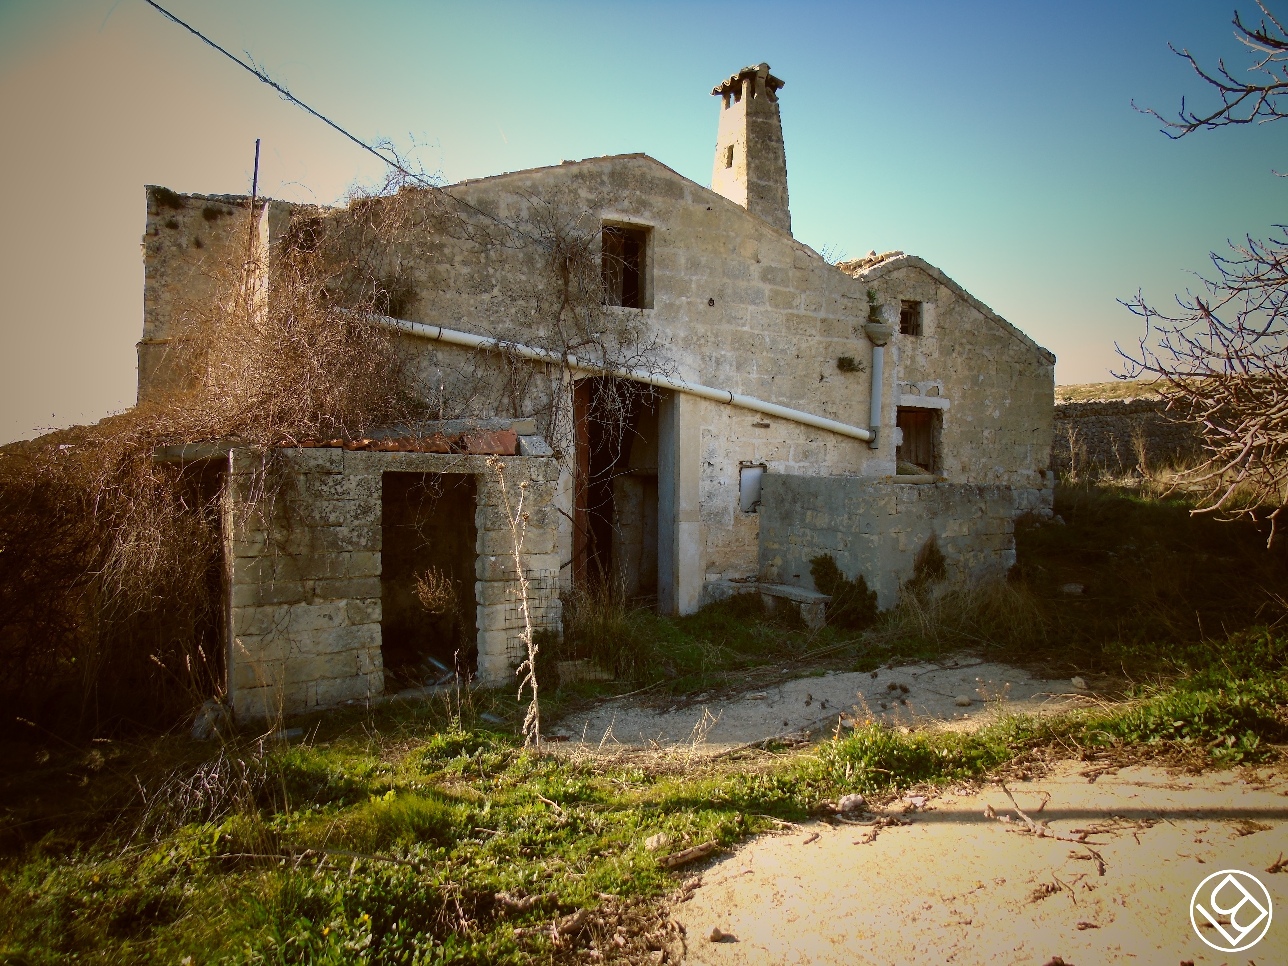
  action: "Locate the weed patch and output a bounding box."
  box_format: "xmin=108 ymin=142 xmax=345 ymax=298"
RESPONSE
xmin=5 ymin=481 xmax=1288 ymax=962
xmin=8 ymin=622 xmax=1286 ymax=963
xmin=810 ymin=554 xmax=879 ymax=630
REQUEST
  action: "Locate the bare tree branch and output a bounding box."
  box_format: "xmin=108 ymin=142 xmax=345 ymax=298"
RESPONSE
xmin=1136 ymin=2 xmax=1288 ymax=137
xmin=1118 ymin=227 xmax=1288 ymax=545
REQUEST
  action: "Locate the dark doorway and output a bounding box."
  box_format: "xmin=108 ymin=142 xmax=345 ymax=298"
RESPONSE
xmin=380 ymin=472 xmax=477 ymax=686
xmin=896 ymin=407 xmax=940 ymax=473
xmin=182 ymin=459 xmax=227 ymax=700
xmin=573 ymin=378 xmax=660 ymax=598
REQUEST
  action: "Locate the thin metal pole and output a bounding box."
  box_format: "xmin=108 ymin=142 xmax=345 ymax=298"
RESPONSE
xmin=246 ymin=138 xmax=261 ymax=257
xmin=244 ymin=138 xmax=262 ymax=317
xmin=251 ymin=137 xmax=260 ymax=199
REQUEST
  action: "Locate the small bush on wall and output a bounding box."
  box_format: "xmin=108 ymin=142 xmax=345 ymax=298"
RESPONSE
xmin=810 ymin=554 xmax=879 ymax=630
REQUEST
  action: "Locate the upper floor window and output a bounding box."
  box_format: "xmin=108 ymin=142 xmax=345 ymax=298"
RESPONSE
xmin=899 ymin=300 xmax=923 ymax=336
xmin=602 ymin=224 xmax=650 ymax=309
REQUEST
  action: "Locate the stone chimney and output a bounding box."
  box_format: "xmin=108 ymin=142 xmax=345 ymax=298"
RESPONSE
xmin=711 ymin=63 xmax=790 ymax=233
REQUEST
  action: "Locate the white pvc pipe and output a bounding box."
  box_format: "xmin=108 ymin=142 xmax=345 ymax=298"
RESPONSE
xmin=377 ymin=316 xmax=873 ymax=442
xmin=868 ymin=344 xmax=885 ymax=449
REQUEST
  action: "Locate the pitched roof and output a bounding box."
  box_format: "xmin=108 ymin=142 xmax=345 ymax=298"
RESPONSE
xmin=840 ymin=253 xmax=1056 ymax=366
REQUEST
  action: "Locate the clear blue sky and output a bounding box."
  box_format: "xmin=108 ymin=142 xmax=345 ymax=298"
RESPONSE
xmin=1 ymin=0 xmax=1285 ymax=443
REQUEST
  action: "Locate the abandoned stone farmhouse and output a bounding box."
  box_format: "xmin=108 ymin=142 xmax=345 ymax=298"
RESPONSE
xmin=139 ymin=63 xmax=1056 ymax=719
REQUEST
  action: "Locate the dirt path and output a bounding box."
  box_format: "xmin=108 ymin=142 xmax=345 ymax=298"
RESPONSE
xmin=672 ymin=762 xmax=1288 ymax=965
xmin=551 ymin=658 xmax=1088 ymax=750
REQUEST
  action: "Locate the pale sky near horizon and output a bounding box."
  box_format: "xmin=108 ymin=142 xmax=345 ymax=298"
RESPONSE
xmin=1 ymin=0 xmax=1285 ymax=444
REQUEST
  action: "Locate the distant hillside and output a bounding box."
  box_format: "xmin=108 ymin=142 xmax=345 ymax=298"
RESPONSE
xmin=1054 ymin=380 xmax=1164 ymax=404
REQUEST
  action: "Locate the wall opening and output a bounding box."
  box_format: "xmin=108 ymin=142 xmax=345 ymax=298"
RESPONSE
xmin=574 ymin=378 xmax=660 ymax=600
xmin=602 ymin=224 xmax=650 ymax=309
xmin=380 ymin=472 xmax=477 ymax=686
xmin=896 ymin=407 xmax=941 ymax=473
xmin=899 ymin=300 xmax=923 ymax=336
xmin=739 ymin=463 xmax=765 ymax=512
xmin=181 ymin=459 xmax=227 ymax=700
xmin=724 ymin=144 xmax=735 ymax=168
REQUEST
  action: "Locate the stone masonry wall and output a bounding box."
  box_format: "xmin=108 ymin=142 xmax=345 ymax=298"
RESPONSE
xmin=758 ymin=474 xmax=1026 ymax=609
xmin=1051 ymin=396 xmax=1202 ymax=476
xmin=226 ymin=447 xmax=560 ymax=720
xmin=138 ymin=188 xmax=285 ymax=402
xmin=852 ymin=257 xmax=1057 ymax=497
xmin=148 ymin=155 xmax=1055 ymax=616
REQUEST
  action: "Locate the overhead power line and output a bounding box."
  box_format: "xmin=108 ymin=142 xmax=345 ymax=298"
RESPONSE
xmin=139 ymin=0 xmax=534 ymax=241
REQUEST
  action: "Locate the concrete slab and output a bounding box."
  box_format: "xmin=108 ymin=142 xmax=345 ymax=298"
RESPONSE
xmin=549 ymin=658 xmax=1087 ymax=749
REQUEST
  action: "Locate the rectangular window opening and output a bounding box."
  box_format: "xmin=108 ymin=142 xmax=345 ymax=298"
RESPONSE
xmin=896 ymin=408 xmax=940 ymax=474
xmin=739 ymin=463 xmax=766 ymax=513
xmin=899 ymin=300 xmax=923 ymax=336
xmin=602 ymin=224 xmax=650 ymax=309
xmin=724 ymin=144 xmax=735 ymax=168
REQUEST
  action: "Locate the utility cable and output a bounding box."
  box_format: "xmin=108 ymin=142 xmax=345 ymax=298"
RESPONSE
xmin=139 ymin=0 xmax=541 ymax=244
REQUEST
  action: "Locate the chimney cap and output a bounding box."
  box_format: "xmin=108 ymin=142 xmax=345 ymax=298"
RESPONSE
xmin=712 ymin=62 xmax=785 ymax=97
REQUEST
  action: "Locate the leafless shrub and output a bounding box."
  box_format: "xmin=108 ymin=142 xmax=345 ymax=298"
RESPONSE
xmin=2 ymin=161 xmax=667 ymax=736
xmin=133 ymin=744 xmax=270 ymax=843
xmin=1137 ymin=1 xmax=1288 ymax=136
xmin=414 ymin=567 xmax=460 ymax=617
xmin=488 ymin=458 xmax=540 ymax=748
xmin=877 ymin=578 xmax=1049 ymax=653
xmin=1130 ymin=419 xmax=1151 ymax=477
xmin=1120 ymin=237 xmax=1288 ymax=544
xmin=0 ymin=177 xmax=437 ymax=735
xmin=1063 ymin=425 xmax=1089 ymax=484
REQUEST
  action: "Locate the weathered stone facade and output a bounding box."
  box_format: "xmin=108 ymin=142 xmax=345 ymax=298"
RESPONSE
xmin=1051 ymin=393 xmax=1201 ymax=476
xmin=141 ymin=61 xmax=1056 ymax=717
xmin=711 ymin=63 xmax=791 ymax=233
xmin=138 ymin=188 xmax=295 ymax=400
xmin=226 ymin=447 xmax=560 ymax=719
xmin=758 ymin=475 xmax=1021 ymax=608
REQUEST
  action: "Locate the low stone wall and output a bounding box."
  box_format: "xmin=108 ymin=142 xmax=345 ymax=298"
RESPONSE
xmin=758 ymin=474 xmax=1032 ymax=608
xmin=226 ymin=448 xmax=561 ymax=719
xmin=1051 ymin=397 xmax=1201 ymax=476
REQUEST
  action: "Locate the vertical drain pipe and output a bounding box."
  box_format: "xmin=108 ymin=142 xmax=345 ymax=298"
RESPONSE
xmin=863 ymin=313 xmax=894 ymax=449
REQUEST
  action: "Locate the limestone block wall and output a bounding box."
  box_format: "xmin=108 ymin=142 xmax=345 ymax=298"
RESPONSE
xmin=139 ymin=188 xmax=293 ymax=402
xmin=225 ymin=447 xmax=560 ymax=720
xmin=146 ymin=157 xmax=1056 ymax=619
xmin=850 ymin=256 xmax=1057 ymax=499
xmin=1051 ymin=396 xmax=1201 ymax=476
xmin=386 ymin=159 xmax=889 ymax=599
xmin=758 ymin=474 xmax=1028 ymax=608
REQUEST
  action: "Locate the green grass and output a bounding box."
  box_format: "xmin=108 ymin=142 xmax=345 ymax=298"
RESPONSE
xmin=6 ymin=624 xmax=1288 ymax=964
xmin=4 ymin=481 xmax=1288 ymax=963
xmin=871 ymin=481 xmax=1288 ymax=675
xmin=547 ymin=586 xmax=951 ymax=717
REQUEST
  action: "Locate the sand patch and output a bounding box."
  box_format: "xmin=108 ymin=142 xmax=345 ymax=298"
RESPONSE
xmin=674 ymin=762 xmax=1288 ymax=964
